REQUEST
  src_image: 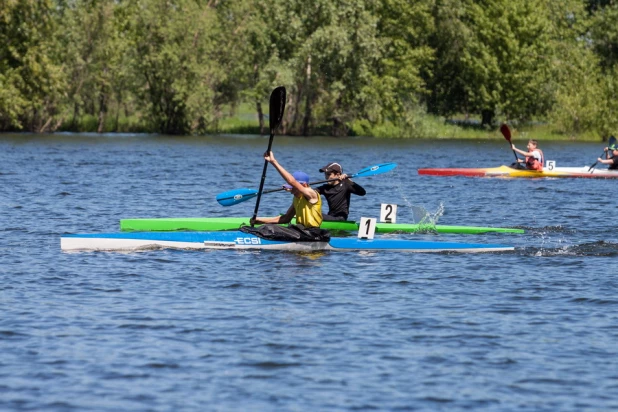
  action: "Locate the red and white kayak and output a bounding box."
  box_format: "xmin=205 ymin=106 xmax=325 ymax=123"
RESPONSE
xmin=418 ymin=165 xmax=618 ymax=179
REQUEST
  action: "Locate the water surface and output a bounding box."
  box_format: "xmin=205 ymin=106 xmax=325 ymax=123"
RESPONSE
xmin=1 ymin=133 xmax=617 ymax=411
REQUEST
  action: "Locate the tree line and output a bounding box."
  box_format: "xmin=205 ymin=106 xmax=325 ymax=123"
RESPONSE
xmin=1 ymin=0 xmax=617 ymax=138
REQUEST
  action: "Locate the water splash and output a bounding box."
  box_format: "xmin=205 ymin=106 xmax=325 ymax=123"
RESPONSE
xmin=522 ymin=241 xmax=618 ymax=257
xmin=395 ymin=177 xmax=445 ymax=227
xmin=402 ymin=201 xmax=445 ymax=226
xmin=385 ymin=199 xmax=446 ymax=233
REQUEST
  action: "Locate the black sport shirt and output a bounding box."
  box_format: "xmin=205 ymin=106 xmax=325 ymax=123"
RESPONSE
xmin=316 ymin=179 xmax=366 ymax=220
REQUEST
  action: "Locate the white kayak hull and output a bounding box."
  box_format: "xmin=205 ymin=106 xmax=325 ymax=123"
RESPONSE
xmin=61 ymin=231 xmax=514 ymax=253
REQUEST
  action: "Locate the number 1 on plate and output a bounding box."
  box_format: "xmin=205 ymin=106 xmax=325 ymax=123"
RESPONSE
xmin=358 ymin=217 xmax=377 ymax=239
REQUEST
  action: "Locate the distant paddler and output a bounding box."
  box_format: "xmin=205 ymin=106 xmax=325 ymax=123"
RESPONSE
xmin=511 ymin=140 xmax=544 ymax=171
xmin=596 ymin=137 xmax=618 ymax=170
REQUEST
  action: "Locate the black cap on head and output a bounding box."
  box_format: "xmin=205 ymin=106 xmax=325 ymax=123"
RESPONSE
xmin=319 ymin=162 xmax=342 ymax=174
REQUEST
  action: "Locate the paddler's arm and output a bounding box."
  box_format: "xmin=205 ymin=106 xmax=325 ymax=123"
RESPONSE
xmin=251 ymin=205 xmax=295 ymax=225
xmin=265 ymin=151 xmax=318 ymax=204
xmin=597 ymin=157 xmax=612 ymax=164
xmin=511 ymin=144 xmax=533 ymax=157
xmin=341 ymin=175 xmax=366 ymax=196
xmin=598 ymin=147 xmax=612 ymax=164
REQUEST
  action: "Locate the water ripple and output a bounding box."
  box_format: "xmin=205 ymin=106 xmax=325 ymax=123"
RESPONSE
xmin=1 ymin=134 xmax=617 ymax=411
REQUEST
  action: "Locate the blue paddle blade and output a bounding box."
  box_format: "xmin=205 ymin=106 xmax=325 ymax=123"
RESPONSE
xmin=216 ymin=162 xmax=395 ymax=206
xmin=216 ymin=188 xmax=258 ymax=206
xmin=351 ymin=163 xmax=397 ymax=178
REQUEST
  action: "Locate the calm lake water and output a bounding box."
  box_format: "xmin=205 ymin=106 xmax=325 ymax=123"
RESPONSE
xmin=1 ymin=133 xmax=617 ymax=411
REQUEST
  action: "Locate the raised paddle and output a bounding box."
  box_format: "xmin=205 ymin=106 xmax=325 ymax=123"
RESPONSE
xmin=216 ymin=162 xmax=398 ymax=207
xmin=588 ymin=135 xmax=616 ymax=172
xmin=251 ymin=86 xmax=286 ymax=226
xmin=500 ymin=123 xmax=521 ymax=167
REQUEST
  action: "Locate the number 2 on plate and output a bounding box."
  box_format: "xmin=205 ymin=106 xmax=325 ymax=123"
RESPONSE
xmin=380 ymin=203 xmax=397 ymax=223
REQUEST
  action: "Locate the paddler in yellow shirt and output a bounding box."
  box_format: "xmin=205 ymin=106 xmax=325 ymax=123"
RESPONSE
xmin=250 ymin=151 xmax=323 ymax=228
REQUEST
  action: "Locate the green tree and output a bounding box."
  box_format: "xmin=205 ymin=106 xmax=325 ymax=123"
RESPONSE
xmin=369 ymin=0 xmax=435 ymax=131
xmin=261 ymin=0 xmax=435 ymax=137
xmin=122 ymin=0 xmax=224 ymax=134
xmin=548 ymin=0 xmax=618 ymax=136
xmin=212 ymin=0 xmax=293 ymax=134
xmin=0 ymin=0 xmax=64 ymax=131
xmin=292 ymin=0 xmax=383 ymax=136
xmin=57 ymin=0 xmax=130 ymax=132
xmin=428 ymin=0 xmax=555 ymax=126
xmin=588 ymin=1 xmax=618 ymax=69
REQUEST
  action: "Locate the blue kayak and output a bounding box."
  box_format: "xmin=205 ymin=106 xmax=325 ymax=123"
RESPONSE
xmin=61 ymin=231 xmax=514 ymax=253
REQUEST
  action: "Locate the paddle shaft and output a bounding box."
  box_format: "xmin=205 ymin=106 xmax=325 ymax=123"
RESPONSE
xmin=217 ymin=163 xmax=397 ymax=206
xmin=510 ymin=145 xmax=520 ymax=164
xmin=256 ymin=175 xmax=358 ymax=196
xmin=222 ymin=176 xmax=349 ymax=205
xmin=251 ymin=136 xmax=274 ymax=224
xmin=587 ymin=151 xmax=605 ymax=172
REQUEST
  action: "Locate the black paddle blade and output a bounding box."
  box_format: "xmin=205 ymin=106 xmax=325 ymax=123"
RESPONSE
xmin=252 ymin=86 xmax=286 ymax=226
xmin=500 ymin=123 xmax=511 ymax=142
xmin=269 ymin=86 xmax=286 ymax=133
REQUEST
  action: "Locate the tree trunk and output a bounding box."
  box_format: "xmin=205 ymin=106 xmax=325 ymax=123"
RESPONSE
xmin=331 ymin=117 xmax=348 ymax=137
xmin=72 ymin=102 xmax=79 ymax=131
xmin=114 ymin=97 xmax=120 ymax=132
xmin=481 ymin=109 xmax=494 ymax=127
xmin=302 ymin=97 xmax=312 ymax=136
xmin=39 ymin=117 xmax=53 ymax=133
xmin=301 ymin=56 xmax=312 ymax=136
xmin=97 ymin=90 xmax=107 ymax=134
xmin=291 ymin=84 xmax=302 ymax=134
xmin=256 ymin=100 xmax=264 ymax=135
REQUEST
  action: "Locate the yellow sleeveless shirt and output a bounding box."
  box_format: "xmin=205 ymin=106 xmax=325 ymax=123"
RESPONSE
xmin=293 ymin=190 xmax=323 ymax=228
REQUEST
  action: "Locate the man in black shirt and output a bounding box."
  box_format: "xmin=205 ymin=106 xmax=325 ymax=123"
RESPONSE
xmin=597 ymin=143 xmax=618 ymax=170
xmin=316 ymin=162 xmax=366 ymax=221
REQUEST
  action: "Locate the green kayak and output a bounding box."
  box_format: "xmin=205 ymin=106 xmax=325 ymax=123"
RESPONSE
xmin=119 ymin=217 xmax=524 ymax=234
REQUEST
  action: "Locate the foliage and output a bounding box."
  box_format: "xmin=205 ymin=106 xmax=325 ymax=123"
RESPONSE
xmin=1 ymin=0 xmax=618 ymax=138
xmin=0 ymin=0 xmax=65 ymax=131
xmin=120 ymin=0 xmax=224 ymax=134
xmin=428 ymin=0 xmax=555 ymax=126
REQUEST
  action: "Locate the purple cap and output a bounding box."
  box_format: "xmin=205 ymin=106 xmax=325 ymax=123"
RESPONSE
xmin=283 ymin=171 xmax=310 ymax=189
